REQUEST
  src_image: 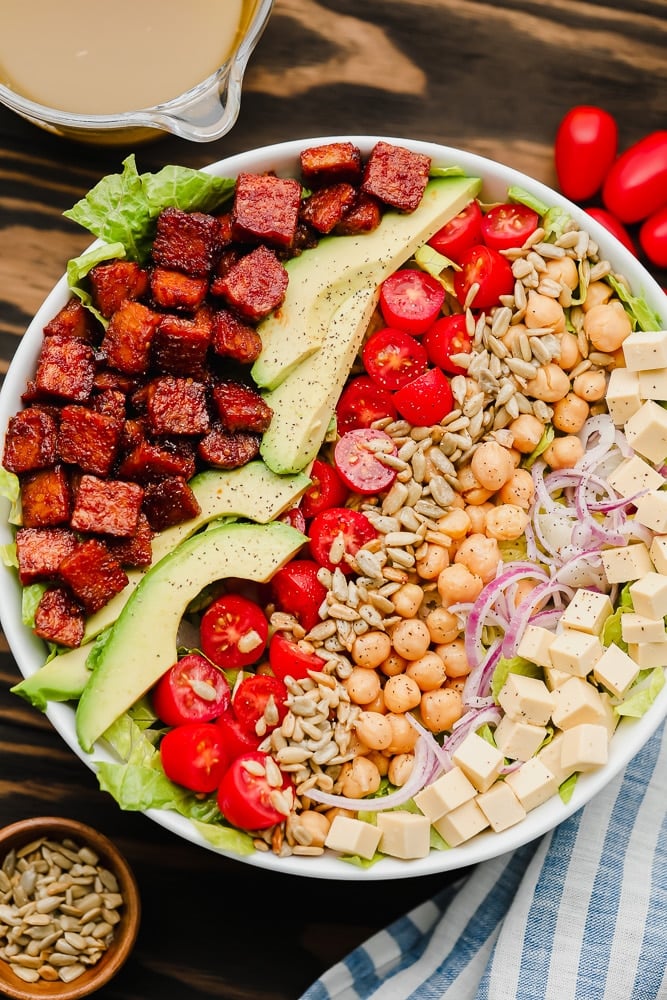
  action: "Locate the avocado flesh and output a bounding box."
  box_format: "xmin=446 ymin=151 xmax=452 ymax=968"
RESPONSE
xmin=11 ymin=643 xmax=91 ymax=711
xmin=252 ymin=176 xmax=482 ymax=392
xmin=75 ymin=520 xmax=306 ymax=753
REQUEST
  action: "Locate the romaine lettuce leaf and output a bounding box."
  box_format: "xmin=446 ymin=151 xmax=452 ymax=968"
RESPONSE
xmin=615 ymin=667 xmax=665 ymax=718
xmin=491 ymin=656 xmax=543 ymax=702
xmin=66 ymin=242 xmax=127 ymax=324
xmin=0 ymin=467 xmax=21 ymax=525
xmin=605 ymin=274 xmax=663 ymax=332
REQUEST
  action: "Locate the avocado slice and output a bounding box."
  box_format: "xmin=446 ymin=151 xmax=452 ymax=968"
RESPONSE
xmin=75 ymin=519 xmax=305 ymax=752
xmin=11 ymin=643 xmax=92 ymax=711
xmin=251 ymin=175 xmax=482 ymax=392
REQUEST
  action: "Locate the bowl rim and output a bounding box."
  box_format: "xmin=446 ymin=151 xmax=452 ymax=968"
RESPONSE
xmin=1 ymin=134 xmax=666 ymax=881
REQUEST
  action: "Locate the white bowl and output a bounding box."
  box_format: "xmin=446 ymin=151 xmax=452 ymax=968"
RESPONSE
xmin=2 ymin=136 xmax=666 ymax=880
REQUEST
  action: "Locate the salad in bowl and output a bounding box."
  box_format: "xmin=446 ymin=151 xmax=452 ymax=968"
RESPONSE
xmin=1 ymin=136 xmax=666 ymax=880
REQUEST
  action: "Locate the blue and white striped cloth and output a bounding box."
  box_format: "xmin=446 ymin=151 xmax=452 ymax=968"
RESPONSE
xmin=300 ymin=722 xmax=666 ymax=1000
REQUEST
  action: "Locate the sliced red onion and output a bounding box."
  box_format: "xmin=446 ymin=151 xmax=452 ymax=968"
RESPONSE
xmin=464 ymin=563 xmax=549 ymax=668
xmin=444 ymin=704 xmax=503 ymax=754
xmin=405 ymin=713 xmax=453 ymax=773
xmin=463 ymin=638 xmax=502 ymax=706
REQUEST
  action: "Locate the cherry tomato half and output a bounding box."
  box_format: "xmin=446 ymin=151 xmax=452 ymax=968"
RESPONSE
xmin=602 ymin=130 xmax=667 ymax=223
xmin=379 ymin=269 xmax=446 ymax=335
xmin=218 ymin=752 xmax=293 ymax=830
xmin=269 ymin=632 xmax=326 ymax=682
xmin=160 ymin=722 xmax=229 ymax=793
xmin=453 ymin=244 xmax=514 ymax=311
xmin=334 ymin=428 xmax=398 ymax=496
xmin=362 ymin=327 xmax=428 ymax=391
xmin=269 ymin=558 xmax=328 ymax=632
xmin=152 ymin=654 xmax=231 ymax=727
xmin=584 ymin=207 xmax=637 ymax=256
xmin=309 ymin=507 xmax=378 ymax=574
xmin=427 ymin=200 xmax=483 ymax=263
xmin=393 ymin=367 xmax=454 ymax=426
xmin=422 ymin=314 xmax=472 ymax=375
xmin=639 ymin=204 xmax=667 ymax=269
xmin=554 ymin=105 xmax=618 ymax=202
xmin=278 ymin=505 xmax=307 ymax=533
xmin=200 ymin=593 xmax=269 ymax=671
xmin=232 ymin=674 xmax=289 ymax=738
xmin=336 ymin=376 xmax=398 ymax=434
xmin=481 ymin=203 xmax=539 ymax=252
xmin=216 ymin=710 xmax=263 ymax=760
xmin=300 ymin=458 xmax=349 ymax=519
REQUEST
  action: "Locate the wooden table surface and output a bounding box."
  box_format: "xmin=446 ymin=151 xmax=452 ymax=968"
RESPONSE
xmin=1 ymin=2 xmax=666 ymax=997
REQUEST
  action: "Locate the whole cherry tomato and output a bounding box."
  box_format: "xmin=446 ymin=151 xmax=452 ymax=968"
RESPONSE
xmin=481 ymin=203 xmax=539 ymax=251
xmin=392 ymin=367 xmax=454 ymax=425
xmin=300 ymin=458 xmax=349 ymax=519
xmin=152 ymin=654 xmax=231 ymax=726
xmin=639 ymin=204 xmax=667 ymax=269
xmin=336 ymin=376 xmax=398 ymax=434
xmin=334 ymin=428 xmax=398 ymax=495
xmin=309 ymin=507 xmax=378 ymax=573
xmin=269 ymin=632 xmax=326 ymax=682
xmin=453 ymin=244 xmax=514 ymax=310
xmin=554 ymin=106 xmax=618 ymax=202
xmin=232 ymin=674 xmax=289 ymax=738
xmin=200 ymin=594 xmax=269 ymax=671
xmin=160 ymin=722 xmax=229 ymax=793
xmin=602 ymin=131 xmax=667 ymax=223
xmin=422 ymin=314 xmax=472 ymax=375
xmin=217 ymin=751 xmax=293 ymax=830
xmin=278 ymin=505 xmax=307 ymax=533
xmin=362 ymin=327 xmax=428 ymax=391
xmin=269 ymin=558 xmax=328 ymax=632
xmin=379 ymin=269 xmax=446 ymax=335
xmin=427 ymin=200 xmax=483 ymax=262
xmin=584 ymin=207 xmax=637 ymax=256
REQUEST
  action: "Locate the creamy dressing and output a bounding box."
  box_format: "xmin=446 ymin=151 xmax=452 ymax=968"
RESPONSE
xmin=1 ymin=0 xmax=251 ymax=114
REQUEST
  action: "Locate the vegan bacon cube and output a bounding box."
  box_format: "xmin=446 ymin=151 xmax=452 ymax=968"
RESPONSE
xmin=43 ymin=298 xmax=100 ymax=342
xmin=145 ymin=376 xmax=210 ymax=436
xmin=117 ymin=436 xmax=197 ymax=483
xmin=88 ymin=260 xmax=149 ymax=319
xmin=56 ymin=405 xmax=122 ymax=477
xmin=15 ymin=527 xmax=77 ymax=585
xmin=101 ymin=301 xmax=161 ymax=375
xmin=149 ymin=267 xmax=209 ymax=312
xmin=59 ymin=539 xmax=129 ymax=614
xmin=34 ymin=334 xmax=96 ymax=403
xmin=152 ymin=310 xmax=213 ymax=375
xmin=70 ymin=474 xmax=144 ymax=537
xmin=231 ymin=172 xmax=302 ymax=248
xmin=335 ymin=192 xmax=382 ymax=235
xmin=299 ymin=183 xmax=358 ymax=234
xmin=2 ymin=408 xmax=57 ymax=474
xmin=33 ymin=586 xmax=85 ymax=648
xmin=151 ymin=207 xmax=220 ymax=278
xmin=107 ymin=512 xmax=154 ymax=568
xmin=212 ymin=380 xmax=273 ymax=433
xmin=210 ymin=308 xmax=262 ymax=363
xmin=361 ymin=141 xmax=431 ymax=213
xmin=142 ymin=475 xmax=201 ymax=532
xmin=197 ymin=427 xmax=261 ymax=469
xmin=299 ymin=142 xmax=363 ymax=187
xmin=92 ymin=388 xmax=126 ymax=424
xmin=20 ymin=466 xmax=71 ymax=528
xmin=215 ymin=245 xmax=288 ymax=322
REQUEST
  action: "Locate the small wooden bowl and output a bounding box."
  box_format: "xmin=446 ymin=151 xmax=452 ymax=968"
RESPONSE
xmin=0 ymin=817 xmax=140 ymax=1000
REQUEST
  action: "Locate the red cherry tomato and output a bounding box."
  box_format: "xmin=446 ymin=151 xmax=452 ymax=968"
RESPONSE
xmin=481 ymin=203 xmax=540 ymax=251
xmin=427 ymin=200 xmax=483 ymax=263
xmin=217 ymin=752 xmax=292 ymax=830
xmin=159 ymin=722 xmax=229 ymax=794
xmin=216 ymin=710 xmax=263 ymax=760
xmin=336 ymin=376 xmax=398 ymax=434
xmin=584 ymin=207 xmax=637 ymax=256
xmin=453 ymin=244 xmax=514 ymax=311
xmin=334 ymin=428 xmax=398 ymax=496
xmin=309 ymin=507 xmax=378 ymax=573
xmin=232 ymin=674 xmax=289 ymax=738
xmin=554 ymin=105 xmax=618 ymax=202
xmin=393 ymin=368 xmax=454 ymax=426
xmin=278 ymin=505 xmax=307 ymax=533
xmin=379 ymin=269 xmax=446 ymax=335
xmin=422 ymin=314 xmax=472 ymax=375
xmin=300 ymin=458 xmax=349 ymax=519
xmin=269 ymin=558 xmax=328 ymax=632
xmin=602 ymin=131 xmax=667 ymax=223
xmin=200 ymin=594 xmax=268 ymax=671
xmin=639 ymin=205 xmax=667 ymax=269
xmin=269 ymin=632 xmax=326 ymax=682
xmin=152 ymin=654 xmax=231 ymax=726
xmin=362 ymin=327 xmax=428 ymax=391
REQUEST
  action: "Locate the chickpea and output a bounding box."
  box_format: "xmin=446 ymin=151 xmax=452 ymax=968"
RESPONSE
xmin=455 ymin=533 xmax=500 ymax=584
xmin=383 ymin=673 xmax=422 ymax=713
xmin=391 ymin=617 xmax=431 ymax=660
xmin=345 ymin=667 xmax=381 ymax=705
xmin=525 ymin=362 xmax=571 ymax=403
xmin=363 ymin=689 xmax=387 ymax=714
xmin=525 ymin=290 xmax=566 ymax=333
xmin=388 ymin=752 xmax=415 ymax=787
xmin=509 ymin=413 xmax=545 ymax=454
xmin=552 ymin=392 xmax=590 ymax=433
xmin=434 ymin=637 xmax=470 ymax=677
xmin=556 ymin=332 xmax=582 ymax=371
xmin=512 ymin=578 xmax=538 ymax=608
xmin=416 ymin=543 xmax=449 ymax=580
xmin=354 ymin=710 xmax=393 ymax=750
xmin=457 ymin=464 xmax=493 ymax=504
xmin=498 ymin=468 xmax=535 ymax=509
xmin=351 ymin=630 xmax=392 ymax=669
xmin=420 ymin=687 xmax=464 ymax=733
xmin=465 ymin=501 xmax=493 ymax=534
xmin=437 ymin=562 xmax=484 ymax=605
xmin=385 ymin=712 xmax=419 ymax=754
xmin=446 ymin=677 xmax=466 ymax=694
xmin=380 ymin=650 xmax=408 ymax=677
xmin=545 ymin=256 xmax=579 ymax=290
xmin=581 ymin=279 xmax=613 ymax=313
xmin=392 ymin=582 xmax=425 ymax=618
xmin=437 ymin=507 xmax=472 ymax=540
xmin=572 ymin=370 xmax=607 ymax=402
xmin=471 ymin=440 xmax=515 ymax=491
xmin=339 ymin=756 xmax=381 ymax=798
xmin=406 ymin=651 xmax=447 ymax=691
xmin=365 ymin=749 xmax=390 ymax=777
xmin=298 ymin=810 xmax=330 ymax=848
xmin=325 ymin=807 xmax=354 ymax=824
xmin=501 ymin=322 xmax=527 ymax=353
xmin=583 ymin=300 xmax=632 ymax=353
xmin=425 ymin=606 xmax=460 ymax=644
xmin=543 ymin=434 xmax=585 ymax=470
xmin=484 ymin=503 xmax=529 ymax=541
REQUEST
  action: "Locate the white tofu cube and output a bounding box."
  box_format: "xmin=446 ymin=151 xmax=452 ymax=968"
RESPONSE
xmin=620 ymin=611 xmax=667 ymax=644
xmin=639 ymin=367 xmax=667 ymax=401
xmin=599 ymin=692 xmax=621 ymax=739
xmin=560 ymin=589 xmax=613 ymax=636
xmin=476 ymin=781 xmax=526 ymax=832
xmin=624 ymin=400 xmax=667 ymax=464
xmin=433 ymin=798 xmax=489 ymax=847
xmin=607 ymin=455 xmax=665 ymax=499
xmin=414 ymin=766 xmax=477 ymax=822
xmin=505 ymin=757 xmax=559 ymax=811
xmin=324 ymin=815 xmax=381 ymax=860
xmin=517 ymin=624 xmax=554 ymax=668
xmin=376 ymin=811 xmax=431 ymax=860
xmin=601 ymin=543 xmax=653 ymax=584
xmin=629 ymin=571 xmax=667 ymax=619
xmin=537 ymin=732 xmax=577 ymax=786
xmin=451 ymin=731 xmax=505 ymax=793
xmin=649 ymin=535 xmax=667 ymax=575
xmin=551 ymin=675 xmax=608 ymax=730
xmin=634 ymin=490 xmax=667 ymax=533
xmin=560 ymin=723 xmax=609 ymax=772
xmin=496 ymin=672 xmax=554 ymax=725
xmin=593 ymin=643 xmax=641 ymax=698
xmin=627 ymin=640 xmax=667 ymax=668
xmin=548 ymin=629 xmax=603 ymax=677
xmin=544 ymin=663 xmax=574 ymax=690
xmin=605 ymin=367 xmax=641 ymax=425
xmin=494 ymin=714 xmax=548 ymax=761
xmin=622 ymin=328 xmax=667 ymax=371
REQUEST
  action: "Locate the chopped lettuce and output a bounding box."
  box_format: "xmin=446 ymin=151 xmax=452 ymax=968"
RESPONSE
xmin=559 ymin=772 xmax=578 ymax=804
xmin=491 ymin=656 xmax=543 ymax=702
xmin=66 ymin=242 xmax=127 ymax=324
xmin=507 ymin=185 xmax=550 ymax=218
xmin=0 ymin=467 xmax=21 ymax=525
xmin=523 ymin=425 xmax=555 ymax=469
xmin=602 ymin=584 xmax=634 ymax=650
xmin=615 ymin=667 xmax=665 ymax=718
xmin=430 ymin=165 xmax=466 ymax=178
xmin=605 ymin=274 xmax=663 ymax=332
xmin=21 ymin=583 xmax=48 ymax=628
xmin=413 ymin=244 xmax=458 ymax=296
xmin=1 ymin=541 xmax=17 ymax=570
